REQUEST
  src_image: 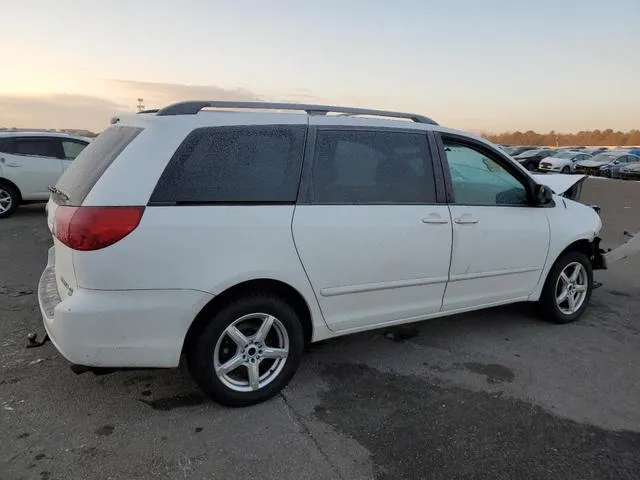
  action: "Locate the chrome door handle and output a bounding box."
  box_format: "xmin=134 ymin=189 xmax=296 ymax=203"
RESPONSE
xmin=454 ymin=215 xmax=479 ymax=224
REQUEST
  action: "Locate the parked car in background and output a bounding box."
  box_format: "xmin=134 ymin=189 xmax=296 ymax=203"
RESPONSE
xmin=625 ymin=148 xmax=640 ymax=157
xmin=619 ymin=162 xmax=640 ymax=180
xmin=538 ymin=151 xmax=592 ymax=173
xmin=0 ymin=132 xmax=90 ymax=218
xmin=505 ymin=145 xmax=538 ymax=156
xmin=575 ymin=151 xmax=640 ymax=177
xmin=582 ymin=147 xmax=609 ymax=156
xmin=38 ymin=100 xmax=616 ymax=407
xmin=611 ymin=154 xmax=640 ymax=178
xmin=513 ymin=148 xmax=555 ymax=171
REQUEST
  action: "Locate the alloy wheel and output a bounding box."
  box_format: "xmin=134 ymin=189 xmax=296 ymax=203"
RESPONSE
xmin=555 ymin=262 xmax=588 ymax=315
xmin=0 ymin=188 xmax=13 ymax=214
xmin=213 ymin=313 xmax=289 ymax=392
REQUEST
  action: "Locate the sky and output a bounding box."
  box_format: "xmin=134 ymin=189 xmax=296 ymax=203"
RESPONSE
xmin=1 ymin=0 xmax=638 ymax=133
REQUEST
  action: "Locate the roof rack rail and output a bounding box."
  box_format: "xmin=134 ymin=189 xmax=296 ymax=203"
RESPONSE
xmin=154 ymin=101 xmax=437 ymax=125
xmin=137 ymin=109 xmax=159 ymax=114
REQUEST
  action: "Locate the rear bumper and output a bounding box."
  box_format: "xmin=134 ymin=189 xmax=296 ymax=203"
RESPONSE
xmin=38 ymin=247 xmax=213 ymax=368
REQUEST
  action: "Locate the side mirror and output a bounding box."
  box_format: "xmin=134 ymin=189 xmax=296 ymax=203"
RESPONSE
xmin=535 ymin=184 xmax=553 ymax=205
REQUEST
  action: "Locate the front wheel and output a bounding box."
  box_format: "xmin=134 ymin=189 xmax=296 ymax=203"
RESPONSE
xmin=526 ymin=162 xmax=536 ymax=171
xmin=0 ymin=183 xmax=19 ymax=218
xmin=538 ymin=251 xmax=593 ymax=324
xmin=561 ymin=166 xmax=570 ymax=174
xmin=187 ymin=293 xmax=304 ymax=407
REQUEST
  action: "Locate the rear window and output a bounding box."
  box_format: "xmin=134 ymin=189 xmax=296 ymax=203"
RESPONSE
xmin=150 ymin=125 xmax=306 ymax=204
xmin=55 ymin=126 xmax=142 ymax=205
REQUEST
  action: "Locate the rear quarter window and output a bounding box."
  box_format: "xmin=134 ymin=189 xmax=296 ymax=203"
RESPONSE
xmin=55 ymin=126 xmax=143 ymax=205
xmin=150 ymin=125 xmax=306 ymax=204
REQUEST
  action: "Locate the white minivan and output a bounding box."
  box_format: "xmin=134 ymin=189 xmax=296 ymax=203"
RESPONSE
xmin=37 ymin=101 xmax=635 ymax=406
xmin=0 ymin=131 xmax=89 ymax=217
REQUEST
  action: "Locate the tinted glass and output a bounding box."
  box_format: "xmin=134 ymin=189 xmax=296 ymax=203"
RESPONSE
xmin=443 ymin=140 xmax=528 ymax=206
xmin=151 ymin=125 xmax=306 ymax=203
xmin=518 ymin=149 xmax=543 ymax=158
xmin=62 ymin=140 xmax=89 ymax=160
xmin=590 ymin=153 xmax=615 ymax=163
xmin=55 ymin=126 xmax=143 ymax=205
xmin=12 ymin=138 xmax=60 ymax=158
xmin=309 ymin=130 xmax=436 ymax=204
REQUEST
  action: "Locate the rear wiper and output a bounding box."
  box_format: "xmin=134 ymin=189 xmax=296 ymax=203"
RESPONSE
xmin=48 ymin=185 xmax=69 ymax=203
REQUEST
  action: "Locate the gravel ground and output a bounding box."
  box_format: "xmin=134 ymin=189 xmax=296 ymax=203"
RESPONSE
xmin=1 ymin=177 xmax=639 ymax=480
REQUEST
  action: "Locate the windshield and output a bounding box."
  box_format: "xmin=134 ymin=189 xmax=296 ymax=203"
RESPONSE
xmin=518 ymin=149 xmax=544 ymax=157
xmin=589 ymin=153 xmax=616 ymax=163
xmin=553 ymin=152 xmax=576 ymax=159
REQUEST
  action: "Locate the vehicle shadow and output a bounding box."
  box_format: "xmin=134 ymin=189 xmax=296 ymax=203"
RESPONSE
xmin=11 ymin=203 xmax=47 ymax=217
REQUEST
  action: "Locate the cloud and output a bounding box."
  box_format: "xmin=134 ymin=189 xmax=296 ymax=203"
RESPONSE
xmin=106 ymin=79 xmax=262 ymax=108
xmin=0 ymin=80 xmax=333 ymax=132
xmin=0 ymin=94 xmax=128 ymax=132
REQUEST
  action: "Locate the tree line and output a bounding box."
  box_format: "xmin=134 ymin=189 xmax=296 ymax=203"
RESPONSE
xmin=483 ymin=129 xmax=640 ymax=147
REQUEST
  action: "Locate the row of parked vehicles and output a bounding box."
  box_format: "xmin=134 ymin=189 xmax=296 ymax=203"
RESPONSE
xmin=500 ymin=144 xmax=640 ymax=179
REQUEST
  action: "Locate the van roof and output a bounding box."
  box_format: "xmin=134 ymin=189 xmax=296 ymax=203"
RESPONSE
xmin=112 ymin=100 xmax=438 ymax=127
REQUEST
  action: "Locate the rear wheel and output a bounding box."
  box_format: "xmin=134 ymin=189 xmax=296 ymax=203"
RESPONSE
xmin=187 ymin=293 xmax=304 ymax=407
xmin=0 ymin=183 xmax=19 ymax=218
xmin=538 ymin=251 xmax=593 ymax=324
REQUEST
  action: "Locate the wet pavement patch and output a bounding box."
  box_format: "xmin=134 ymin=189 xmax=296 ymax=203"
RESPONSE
xmin=95 ymin=425 xmax=114 ymax=436
xmin=608 ymin=290 xmax=631 ymax=297
xmin=139 ymin=393 xmax=207 ymax=411
xmin=461 ymin=362 xmax=516 ymax=384
xmin=383 ymin=325 xmax=420 ymax=342
xmin=316 ymin=363 xmax=640 ymax=480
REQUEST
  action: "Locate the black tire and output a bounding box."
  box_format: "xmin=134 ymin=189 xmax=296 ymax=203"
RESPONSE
xmin=538 ymin=251 xmax=593 ymax=324
xmin=561 ymin=166 xmax=570 ymax=174
xmin=187 ymin=293 xmax=304 ymax=407
xmin=0 ymin=182 xmax=19 ymax=218
xmin=526 ymin=162 xmax=536 ymax=171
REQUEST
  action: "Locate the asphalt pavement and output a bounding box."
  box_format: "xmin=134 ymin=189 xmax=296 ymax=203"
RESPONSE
xmin=1 ymin=177 xmax=639 ymax=480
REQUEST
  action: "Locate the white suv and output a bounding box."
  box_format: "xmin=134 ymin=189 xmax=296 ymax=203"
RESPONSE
xmin=38 ymin=101 xmax=618 ymax=406
xmin=0 ymin=131 xmax=90 ymax=217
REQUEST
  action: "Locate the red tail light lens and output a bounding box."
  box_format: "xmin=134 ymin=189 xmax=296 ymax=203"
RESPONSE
xmin=54 ymin=206 xmax=145 ymax=251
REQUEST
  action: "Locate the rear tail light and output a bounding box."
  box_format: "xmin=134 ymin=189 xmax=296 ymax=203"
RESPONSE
xmin=53 ymin=206 xmax=145 ymax=251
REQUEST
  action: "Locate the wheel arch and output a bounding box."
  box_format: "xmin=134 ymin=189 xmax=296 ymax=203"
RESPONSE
xmin=182 ymin=278 xmax=313 ymax=356
xmin=531 ymin=237 xmax=599 ymax=301
xmin=0 ymin=177 xmax=22 ymax=202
